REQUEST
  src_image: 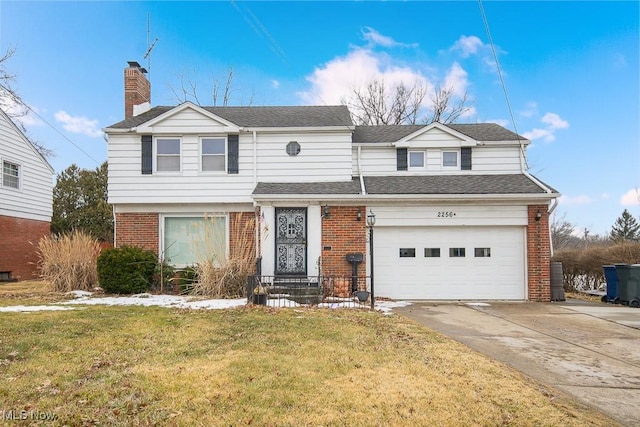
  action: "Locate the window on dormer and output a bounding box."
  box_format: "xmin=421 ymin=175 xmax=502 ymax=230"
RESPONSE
xmin=156 ymin=138 xmax=181 ymax=172
xmin=442 ymin=150 xmax=459 ymax=169
xmin=408 ymin=151 xmax=425 ymax=170
xmin=201 ymin=137 xmax=226 ymax=172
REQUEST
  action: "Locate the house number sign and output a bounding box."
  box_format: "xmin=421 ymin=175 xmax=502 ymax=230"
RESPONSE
xmin=436 ymin=211 xmax=457 ymax=218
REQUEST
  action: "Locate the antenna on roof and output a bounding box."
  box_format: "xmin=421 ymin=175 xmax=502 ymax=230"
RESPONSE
xmin=143 ymin=12 xmax=158 ymax=97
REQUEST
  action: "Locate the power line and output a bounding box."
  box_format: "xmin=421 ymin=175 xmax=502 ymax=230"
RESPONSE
xmin=477 ymin=0 xmax=529 ymax=169
xmin=0 ymin=84 xmax=101 ymax=166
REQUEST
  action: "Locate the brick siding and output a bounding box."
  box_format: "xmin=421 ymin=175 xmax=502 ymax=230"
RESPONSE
xmin=321 ymin=206 xmax=367 ymax=277
xmin=114 ymin=213 xmax=159 ymax=254
xmin=527 ymin=204 xmax=551 ymax=301
xmin=0 ymin=215 xmax=50 ymax=280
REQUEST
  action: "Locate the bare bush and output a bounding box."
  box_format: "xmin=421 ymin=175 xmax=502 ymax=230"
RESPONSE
xmin=36 ymin=230 xmax=101 ymax=292
xmin=552 ymin=241 xmax=640 ymax=291
xmin=190 ymin=213 xmax=256 ymax=298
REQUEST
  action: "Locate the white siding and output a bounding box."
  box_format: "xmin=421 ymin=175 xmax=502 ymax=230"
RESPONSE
xmin=403 ymin=127 xmax=466 ymax=147
xmin=0 ymin=112 xmax=53 ymax=221
xmin=354 ymin=145 xmax=523 ymax=175
xmin=256 ymin=132 xmax=352 ymax=182
xmin=145 ymin=108 xmax=234 ymax=134
xmin=108 ymin=133 xmax=256 ymax=205
xmin=366 ymin=204 xmax=528 ymax=227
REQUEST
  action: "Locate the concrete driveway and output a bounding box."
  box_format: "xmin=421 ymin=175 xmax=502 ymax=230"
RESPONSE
xmin=393 ymin=299 xmax=640 ymax=427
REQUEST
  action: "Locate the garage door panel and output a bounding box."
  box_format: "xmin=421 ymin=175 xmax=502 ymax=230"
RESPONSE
xmin=374 ymin=226 xmax=525 ymax=300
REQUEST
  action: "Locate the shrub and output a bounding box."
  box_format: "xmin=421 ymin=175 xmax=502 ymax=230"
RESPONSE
xmin=552 ymin=241 xmax=640 ymax=291
xmin=97 ymin=246 xmax=157 ymax=294
xmin=36 ymin=230 xmax=101 ymax=292
xmin=190 ymin=213 xmax=256 ymax=298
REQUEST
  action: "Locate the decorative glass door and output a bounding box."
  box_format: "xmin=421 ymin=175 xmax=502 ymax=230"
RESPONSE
xmin=275 ymin=208 xmax=307 ymax=275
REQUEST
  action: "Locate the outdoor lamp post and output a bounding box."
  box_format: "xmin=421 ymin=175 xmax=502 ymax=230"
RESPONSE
xmin=366 ymin=209 xmax=376 ymax=310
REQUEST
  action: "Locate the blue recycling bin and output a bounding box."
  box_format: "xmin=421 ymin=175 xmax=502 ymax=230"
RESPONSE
xmin=602 ymin=265 xmax=619 ymax=303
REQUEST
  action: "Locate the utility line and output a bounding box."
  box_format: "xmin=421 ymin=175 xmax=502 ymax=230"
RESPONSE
xmin=0 ymin=84 xmax=101 ymax=166
xmin=477 ymin=0 xmax=529 ymax=170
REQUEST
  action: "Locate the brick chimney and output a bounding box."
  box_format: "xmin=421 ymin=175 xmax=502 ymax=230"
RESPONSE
xmin=124 ymin=61 xmax=150 ymax=118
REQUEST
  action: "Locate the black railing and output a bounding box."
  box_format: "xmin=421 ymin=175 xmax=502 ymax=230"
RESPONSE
xmin=247 ymin=275 xmax=371 ymax=308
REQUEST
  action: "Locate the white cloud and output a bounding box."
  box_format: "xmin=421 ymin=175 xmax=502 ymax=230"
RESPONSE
xmin=621 ymin=188 xmax=640 ymax=206
xmin=450 ymin=35 xmax=484 ymax=58
xmin=0 ymin=93 xmax=41 ymax=127
xmin=54 ymin=111 xmax=102 ymax=138
xmin=541 ymin=112 xmax=569 ymax=130
xmin=522 ymin=111 xmax=569 ymax=142
xmin=299 ymin=48 xmax=428 ymax=105
xmin=361 ymin=27 xmax=418 ymax=48
xmin=558 ymin=195 xmax=593 ymax=205
xmin=444 ymin=62 xmax=469 ymax=97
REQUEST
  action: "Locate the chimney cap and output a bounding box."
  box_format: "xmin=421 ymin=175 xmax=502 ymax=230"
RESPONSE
xmin=127 ymin=61 xmax=148 ymax=73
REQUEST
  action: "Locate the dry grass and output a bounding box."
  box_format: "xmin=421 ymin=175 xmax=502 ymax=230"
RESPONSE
xmin=0 ymin=280 xmax=65 ymax=306
xmin=0 ymin=287 xmax=618 ymax=426
xmin=190 ymin=213 xmax=255 ymax=297
xmin=36 ymin=230 xmax=101 ymax=292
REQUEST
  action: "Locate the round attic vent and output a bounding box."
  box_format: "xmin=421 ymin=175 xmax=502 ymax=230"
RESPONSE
xmin=286 ymin=141 xmax=301 ymax=156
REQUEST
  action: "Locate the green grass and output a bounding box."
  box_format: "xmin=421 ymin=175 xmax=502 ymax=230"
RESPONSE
xmin=0 ymin=283 xmax=619 ymax=426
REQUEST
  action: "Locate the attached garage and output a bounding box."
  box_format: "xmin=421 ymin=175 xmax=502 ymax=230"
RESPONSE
xmin=374 ymin=225 xmax=527 ymax=300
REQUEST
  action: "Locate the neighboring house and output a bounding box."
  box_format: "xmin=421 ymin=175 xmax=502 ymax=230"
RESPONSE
xmin=0 ymin=108 xmax=54 ymax=281
xmin=105 ymin=62 xmax=559 ymax=301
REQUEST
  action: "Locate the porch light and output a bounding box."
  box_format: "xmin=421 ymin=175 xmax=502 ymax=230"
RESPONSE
xmin=366 ymin=209 xmax=376 ymax=227
xmin=356 ymin=210 xmax=362 ymax=221
xmin=535 ymin=209 xmax=542 ymax=221
xmin=323 ymin=204 xmax=330 ymax=219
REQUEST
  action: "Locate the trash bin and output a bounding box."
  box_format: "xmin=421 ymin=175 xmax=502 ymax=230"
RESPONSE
xmin=626 ymin=265 xmax=640 ymax=308
xmin=615 ymin=264 xmax=635 ymax=306
xmin=550 ymin=262 xmax=565 ymax=301
xmin=602 ymin=265 xmax=619 ymax=303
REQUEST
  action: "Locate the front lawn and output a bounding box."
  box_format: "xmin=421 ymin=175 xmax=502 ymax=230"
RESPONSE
xmin=0 ymin=283 xmax=616 ymax=426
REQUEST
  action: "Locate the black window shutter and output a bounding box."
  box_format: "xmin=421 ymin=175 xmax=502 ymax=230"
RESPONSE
xmin=461 ymin=147 xmax=472 ymax=170
xmin=228 ymin=135 xmax=239 ymax=174
xmin=397 ymin=148 xmax=408 ymax=171
xmin=141 ymin=135 xmax=152 ymax=175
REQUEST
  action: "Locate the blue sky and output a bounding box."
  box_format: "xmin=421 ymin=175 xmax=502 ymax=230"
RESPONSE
xmin=1 ymin=0 xmax=638 ymax=236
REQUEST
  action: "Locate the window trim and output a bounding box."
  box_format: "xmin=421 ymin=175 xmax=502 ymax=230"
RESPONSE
xmin=200 ymin=136 xmax=228 ymax=173
xmin=160 ymin=213 xmax=229 ymax=268
xmin=442 ymin=149 xmax=460 ymax=170
xmin=2 ymin=159 xmax=21 ymax=190
xmin=154 ymin=137 xmax=182 ymax=173
xmin=408 ymin=150 xmax=426 ymax=170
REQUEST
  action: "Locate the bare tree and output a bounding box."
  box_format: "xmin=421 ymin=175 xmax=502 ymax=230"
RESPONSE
xmin=425 ymin=85 xmax=473 ymax=124
xmin=169 ymin=67 xmax=254 ymax=106
xmin=551 ymin=213 xmax=579 ymax=250
xmin=342 ymin=78 xmax=473 ymax=126
xmin=0 ymin=48 xmax=53 ymax=158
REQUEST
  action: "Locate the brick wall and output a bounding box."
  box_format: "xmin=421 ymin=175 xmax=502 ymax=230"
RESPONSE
xmin=0 ymin=215 xmax=50 ymax=280
xmin=114 ymin=213 xmax=159 ymax=254
xmin=527 ymin=205 xmax=551 ymax=301
xmin=321 ymin=206 xmax=367 ymax=277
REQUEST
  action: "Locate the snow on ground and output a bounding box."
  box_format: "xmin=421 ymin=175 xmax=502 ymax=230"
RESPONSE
xmin=0 ymin=291 xmax=411 ymax=314
xmin=0 ymin=305 xmax=76 ymax=313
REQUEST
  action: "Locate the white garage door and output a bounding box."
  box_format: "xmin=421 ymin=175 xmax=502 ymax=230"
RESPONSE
xmin=374 ymin=226 xmax=526 ymax=300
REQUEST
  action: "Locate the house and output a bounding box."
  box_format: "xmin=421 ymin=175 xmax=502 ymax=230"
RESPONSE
xmin=0 ymin=108 xmax=54 ymax=281
xmin=104 ymin=62 xmax=559 ymax=301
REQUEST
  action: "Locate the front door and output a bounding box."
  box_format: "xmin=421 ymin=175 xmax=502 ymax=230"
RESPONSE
xmin=275 ymin=208 xmax=307 ymax=275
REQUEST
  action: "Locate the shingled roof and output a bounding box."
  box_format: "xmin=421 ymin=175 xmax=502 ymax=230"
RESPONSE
xmin=106 ymin=105 xmax=354 ymax=129
xmin=252 ymin=174 xmax=557 ymax=196
xmin=352 ymin=123 xmax=526 ymax=143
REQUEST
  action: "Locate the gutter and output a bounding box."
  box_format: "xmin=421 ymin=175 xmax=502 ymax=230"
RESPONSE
xmin=357 ymin=146 xmax=366 ymax=195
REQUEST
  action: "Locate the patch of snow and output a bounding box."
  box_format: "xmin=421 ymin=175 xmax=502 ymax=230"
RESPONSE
xmin=465 ymin=302 xmax=491 ymax=307
xmin=67 ymin=290 xmax=93 ymax=298
xmin=60 ymin=294 xmax=246 ymax=310
xmin=375 ymin=300 xmax=412 ymax=315
xmin=0 ymin=305 xmax=76 ymax=313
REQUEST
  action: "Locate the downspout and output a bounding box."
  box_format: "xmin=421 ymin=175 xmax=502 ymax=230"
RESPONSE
xmin=253 ymin=130 xmax=260 ymax=272
xmin=357 ymin=146 xmax=366 ymax=195
xmin=252 ymin=130 xmax=257 ymax=187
